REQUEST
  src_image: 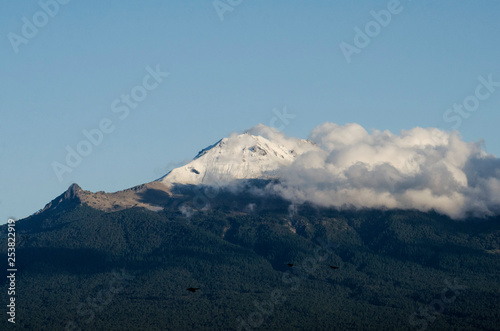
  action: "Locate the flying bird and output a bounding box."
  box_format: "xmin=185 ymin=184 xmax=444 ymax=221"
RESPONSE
xmin=329 ymin=266 xmax=339 ymax=269
xmin=186 ymin=287 xmax=200 ymax=293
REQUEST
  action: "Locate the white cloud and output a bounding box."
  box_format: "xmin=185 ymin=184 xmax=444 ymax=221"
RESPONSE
xmin=255 ymin=123 xmax=500 ymax=219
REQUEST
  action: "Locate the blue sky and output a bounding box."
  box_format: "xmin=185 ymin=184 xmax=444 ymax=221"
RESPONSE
xmin=1 ymin=0 xmax=499 ymax=223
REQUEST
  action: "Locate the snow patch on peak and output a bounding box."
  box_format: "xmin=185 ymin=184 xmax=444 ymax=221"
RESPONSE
xmin=159 ymin=127 xmax=318 ymax=186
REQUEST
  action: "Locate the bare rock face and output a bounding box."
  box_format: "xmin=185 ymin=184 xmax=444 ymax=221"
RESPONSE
xmin=37 ymin=181 xmax=172 ymax=215
xmin=36 ymin=183 xmax=83 ymax=215
xmin=63 ymin=183 xmax=83 ymax=200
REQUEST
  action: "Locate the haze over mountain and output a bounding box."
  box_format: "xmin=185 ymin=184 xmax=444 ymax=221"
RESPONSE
xmin=150 ymin=123 xmax=500 ymax=220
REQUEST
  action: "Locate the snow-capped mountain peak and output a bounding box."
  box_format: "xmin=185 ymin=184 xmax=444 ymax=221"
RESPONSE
xmin=159 ymin=130 xmax=316 ymax=186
